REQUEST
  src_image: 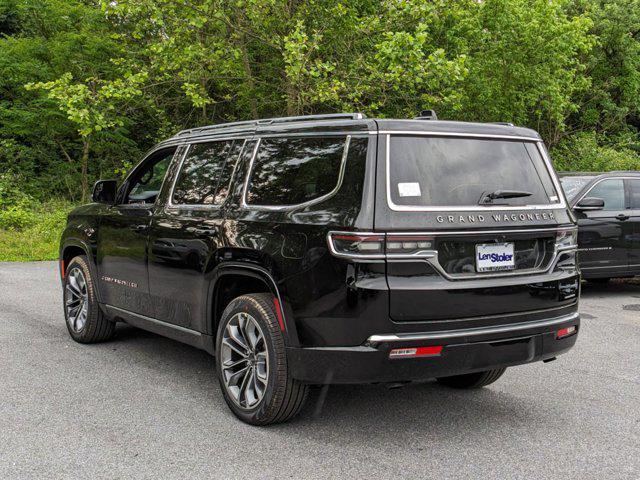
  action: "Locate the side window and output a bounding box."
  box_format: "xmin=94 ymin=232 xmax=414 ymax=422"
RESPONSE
xmin=246 ymin=136 xmax=347 ymax=206
xmin=585 ymin=179 xmax=625 ymax=211
xmin=126 ymin=148 xmax=176 ymax=204
xmin=629 ymin=179 xmax=640 ymax=209
xmin=172 ymin=140 xmax=243 ymax=205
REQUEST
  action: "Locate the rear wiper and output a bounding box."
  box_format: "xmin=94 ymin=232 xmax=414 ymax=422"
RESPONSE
xmin=479 ymin=190 xmax=532 ymax=205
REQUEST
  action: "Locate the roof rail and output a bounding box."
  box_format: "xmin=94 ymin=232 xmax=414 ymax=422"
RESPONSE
xmin=176 ymin=112 xmax=366 ymax=137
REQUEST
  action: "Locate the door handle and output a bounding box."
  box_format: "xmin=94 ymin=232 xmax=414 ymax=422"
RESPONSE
xmin=615 ymin=214 xmax=629 ymax=221
xmin=130 ymin=224 xmax=148 ymax=232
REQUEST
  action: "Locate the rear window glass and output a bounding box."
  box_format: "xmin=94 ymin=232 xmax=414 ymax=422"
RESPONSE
xmin=630 ymin=179 xmax=640 ymax=209
xmin=172 ymin=140 xmax=243 ymax=205
xmin=246 ymin=136 xmax=347 ymax=206
xmin=560 ymin=176 xmax=592 ymax=201
xmin=388 ymin=136 xmax=559 ymax=207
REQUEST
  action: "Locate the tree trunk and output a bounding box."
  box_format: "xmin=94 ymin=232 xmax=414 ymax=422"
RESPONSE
xmin=81 ymin=138 xmax=90 ymax=202
xmin=241 ymin=37 xmax=259 ymax=118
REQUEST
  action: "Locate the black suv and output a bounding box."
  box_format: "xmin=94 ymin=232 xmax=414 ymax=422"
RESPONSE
xmin=560 ymin=171 xmax=640 ymax=282
xmin=60 ymin=113 xmax=580 ymax=425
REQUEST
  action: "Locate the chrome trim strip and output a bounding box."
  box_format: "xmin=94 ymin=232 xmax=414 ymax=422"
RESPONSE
xmin=378 ymin=130 xmax=541 ymax=141
xmin=384 ymin=135 xmax=566 ymax=212
xmin=327 ymin=228 xmax=577 ymax=277
xmin=242 ymin=135 xmax=352 ymax=211
xmin=582 ymin=263 xmax=640 ymax=270
xmin=367 ymin=312 xmax=580 ymax=344
xmin=386 ymin=226 xmax=576 ymax=236
xmin=107 ymin=305 xmax=202 ymax=337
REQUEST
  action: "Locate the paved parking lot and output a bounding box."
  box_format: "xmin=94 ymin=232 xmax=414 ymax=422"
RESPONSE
xmin=0 ymin=261 xmax=638 ymax=479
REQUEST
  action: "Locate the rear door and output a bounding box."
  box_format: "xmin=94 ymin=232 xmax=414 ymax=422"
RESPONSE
xmin=626 ymin=178 xmax=640 ymax=272
xmin=574 ymin=178 xmax=628 ymax=273
xmin=147 ymin=138 xmax=246 ymax=331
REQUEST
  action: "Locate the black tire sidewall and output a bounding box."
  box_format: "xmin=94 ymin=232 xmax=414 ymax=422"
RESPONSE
xmin=63 ymin=256 xmax=101 ymax=342
xmin=215 ymin=294 xmax=285 ymax=425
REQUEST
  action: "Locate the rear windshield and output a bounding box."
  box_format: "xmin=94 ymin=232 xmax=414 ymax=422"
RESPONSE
xmin=559 ymin=176 xmax=592 ymax=201
xmin=388 ymin=136 xmax=560 ymax=208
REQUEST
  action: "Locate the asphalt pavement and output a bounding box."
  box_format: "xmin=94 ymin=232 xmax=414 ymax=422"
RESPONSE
xmin=0 ymin=261 xmax=638 ymax=479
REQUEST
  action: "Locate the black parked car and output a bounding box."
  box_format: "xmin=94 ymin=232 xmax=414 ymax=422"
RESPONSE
xmin=559 ymin=171 xmax=640 ymax=282
xmin=60 ymin=112 xmax=580 ymax=425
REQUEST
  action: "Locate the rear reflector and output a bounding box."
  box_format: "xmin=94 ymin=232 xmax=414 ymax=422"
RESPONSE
xmin=389 ymin=346 xmax=443 ymax=358
xmin=273 ymin=298 xmax=286 ymax=332
xmin=556 ymin=326 xmax=577 ymax=339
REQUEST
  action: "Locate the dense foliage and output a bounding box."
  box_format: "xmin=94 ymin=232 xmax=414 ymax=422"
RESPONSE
xmin=1 ymin=0 xmax=639 ymax=260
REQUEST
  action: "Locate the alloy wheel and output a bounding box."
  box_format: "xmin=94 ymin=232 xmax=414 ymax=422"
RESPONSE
xmin=65 ymin=267 xmax=88 ymax=333
xmin=220 ymin=312 xmax=269 ymax=409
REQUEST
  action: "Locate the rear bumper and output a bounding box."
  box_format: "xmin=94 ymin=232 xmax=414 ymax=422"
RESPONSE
xmin=287 ymin=312 xmax=579 ymax=384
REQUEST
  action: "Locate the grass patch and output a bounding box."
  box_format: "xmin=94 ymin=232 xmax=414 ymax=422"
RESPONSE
xmin=0 ymin=202 xmax=73 ymax=262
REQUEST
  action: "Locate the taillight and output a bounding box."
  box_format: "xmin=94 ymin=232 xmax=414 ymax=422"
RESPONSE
xmin=556 ymin=229 xmax=578 ymax=250
xmin=328 ymin=232 xmax=435 ymax=259
xmin=386 ymin=235 xmax=434 ymax=256
xmin=556 ymin=325 xmax=577 ymax=339
xmin=327 ymin=233 xmax=385 ymax=259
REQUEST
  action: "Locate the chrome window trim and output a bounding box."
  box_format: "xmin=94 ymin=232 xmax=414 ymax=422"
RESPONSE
xmin=366 ymin=312 xmax=579 ymax=344
xmin=166 ymin=138 xmax=249 ymax=211
xmin=384 ymin=134 xmax=566 ymax=212
xmin=572 ymin=176 xmax=635 ymax=210
xmin=242 ymin=135 xmax=352 ymax=212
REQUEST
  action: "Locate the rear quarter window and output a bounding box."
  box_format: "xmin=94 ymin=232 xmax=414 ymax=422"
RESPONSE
xmin=245 ymin=136 xmax=348 ymax=207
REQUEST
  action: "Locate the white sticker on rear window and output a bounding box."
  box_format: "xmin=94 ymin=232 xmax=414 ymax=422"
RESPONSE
xmin=398 ymin=182 xmax=421 ymax=197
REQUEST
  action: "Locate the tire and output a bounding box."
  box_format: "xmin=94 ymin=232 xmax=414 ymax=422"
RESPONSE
xmin=437 ymin=368 xmax=507 ymax=389
xmin=215 ymin=293 xmax=308 ymax=425
xmin=63 ymin=256 xmax=115 ymax=343
xmin=586 ymin=278 xmax=610 ymax=284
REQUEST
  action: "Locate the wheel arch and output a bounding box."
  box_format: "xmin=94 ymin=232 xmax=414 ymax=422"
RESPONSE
xmin=207 ymin=264 xmax=299 ymax=348
xmin=60 ymin=239 xmax=103 ymax=304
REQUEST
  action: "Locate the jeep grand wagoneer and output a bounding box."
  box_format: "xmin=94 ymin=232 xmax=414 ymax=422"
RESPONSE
xmin=59 ymin=112 xmax=580 ymax=425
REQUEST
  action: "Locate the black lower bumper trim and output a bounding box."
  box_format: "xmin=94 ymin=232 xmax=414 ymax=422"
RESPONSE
xmin=287 ymin=314 xmax=580 ymax=384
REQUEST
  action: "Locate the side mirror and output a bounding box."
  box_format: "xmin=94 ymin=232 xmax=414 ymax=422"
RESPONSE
xmin=574 ymin=197 xmax=605 ymax=211
xmin=92 ymin=180 xmax=118 ymax=204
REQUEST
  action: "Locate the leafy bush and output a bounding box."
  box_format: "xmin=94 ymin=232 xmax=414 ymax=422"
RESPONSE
xmin=0 ymin=200 xmax=73 ymax=261
xmin=551 ymin=132 xmax=640 ymax=172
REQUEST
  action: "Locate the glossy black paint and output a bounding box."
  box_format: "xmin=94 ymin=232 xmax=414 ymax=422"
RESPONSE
xmin=60 ymin=115 xmax=581 ymax=384
xmin=560 ymin=172 xmax=640 ymax=279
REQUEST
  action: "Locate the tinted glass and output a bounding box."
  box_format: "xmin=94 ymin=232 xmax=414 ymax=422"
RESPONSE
xmin=128 ymin=150 xmax=175 ymax=204
xmin=246 ymin=136 xmax=346 ymax=206
xmin=585 ymin=179 xmax=625 ymax=210
xmin=388 ymin=136 xmax=559 ymax=207
xmin=629 ymin=179 xmax=640 ymax=209
xmin=172 ymin=140 xmax=243 ymax=205
xmin=560 ymin=176 xmax=592 ymax=201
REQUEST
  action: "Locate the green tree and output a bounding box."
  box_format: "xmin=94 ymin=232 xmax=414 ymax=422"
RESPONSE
xmin=26 ymin=71 xmax=148 ymax=200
